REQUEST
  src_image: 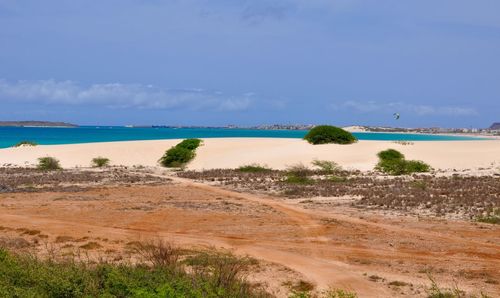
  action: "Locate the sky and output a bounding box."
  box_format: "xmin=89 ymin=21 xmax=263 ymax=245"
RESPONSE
xmin=0 ymin=0 xmax=499 ymax=128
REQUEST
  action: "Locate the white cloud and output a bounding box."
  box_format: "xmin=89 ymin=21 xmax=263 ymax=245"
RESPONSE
xmin=335 ymin=100 xmax=478 ymax=116
xmin=217 ymin=98 xmax=252 ymax=111
xmin=0 ymin=79 xmax=253 ymax=112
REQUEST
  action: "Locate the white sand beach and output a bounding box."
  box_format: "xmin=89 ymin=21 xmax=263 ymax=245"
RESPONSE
xmin=1 ymin=138 xmax=499 ymax=171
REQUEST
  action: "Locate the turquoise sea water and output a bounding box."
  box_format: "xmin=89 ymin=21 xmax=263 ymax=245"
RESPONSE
xmin=0 ymin=126 xmax=487 ymax=148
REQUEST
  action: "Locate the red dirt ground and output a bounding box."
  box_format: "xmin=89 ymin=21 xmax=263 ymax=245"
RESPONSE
xmin=0 ymin=175 xmax=498 ymax=297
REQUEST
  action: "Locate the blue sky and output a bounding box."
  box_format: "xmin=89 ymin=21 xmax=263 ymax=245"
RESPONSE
xmin=0 ymin=0 xmax=499 ymax=128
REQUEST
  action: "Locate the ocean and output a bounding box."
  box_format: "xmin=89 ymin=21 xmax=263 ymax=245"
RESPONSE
xmin=0 ymin=126 xmax=487 ymax=148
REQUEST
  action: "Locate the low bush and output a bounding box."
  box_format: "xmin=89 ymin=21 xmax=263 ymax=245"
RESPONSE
xmin=91 ymin=157 xmax=110 ymax=168
xmin=328 ymin=176 xmax=347 ymax=183
xmin=0 ymin=246 xmax=269 ymax=298
xmin=376 ymin=149 xmax=430 ymax=175
xmin=304 ymin=125 xmax=357 ymax=145
xmin=477 ymin=209 xmax=500 ymax=225
xmin=160 ymin=146 xmax=195 ymax=168
xmin=184 ymin=250 xmax=257 ymax=291
xmin=285 ymin=164 xmax=314 ymax=184
xmin=237 ymin=164 xmax=272 ymax=173
xmin=159 ymin=139 xmax=203 ymax=168
xmin=404 ymin=160 xmax=431 ymax=173
xmin=37 ymin=157 xmax=61 ymax=171
xmin=424 ymin=275 xmax=490 ymax=298
xmin=14 ymin=141 xmax=38 ymax=147
xmin=176 ymin=138 xmax=203 ymax=150
xmin=323 ymin=288 xmax=358 ymax=298
xmin=376 ymin=159 xmax=407 ymax=175
xmin=377 ymin=149 xmax=404 ymax=161
xmin=130 ymin=240 xmax=180 ymax=268
xmin=312 ymin=160 xmax=341 ymax=174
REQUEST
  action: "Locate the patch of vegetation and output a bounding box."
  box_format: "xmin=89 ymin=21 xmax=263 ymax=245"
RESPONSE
xmin=289 ymin=280 xmax=315 ymax=292
xmin=79 ymin=242 xmax=102 ymax=250
xmin=37 ymin=157 xmax=61 ymax=171
xmin=178 ymin=169 xmax=499 ymax=220
xmin=20 ymin=229 xmax=40 ymax=236
xmin=311 ymin=160 xmax=341 ymax=174
xmin=376 ymin=149 xmax=431 ymax=175
xmin=377 ymin=149 xmax=405 ymax=161
xmin=130 ymin=240 xmax=180 ymax=268
xmin=0 ymin=167 xmax=166 ymax=193
xmin=304 ymin=125 xmax=357 ymax=145
xmin=285 ymin=164 xmax=314 ymax=184
xmin=91 ymin=157 xmax=110 ymax=168
xmin=328 ymin=176 xmax=347 ymax=183
xmin=176 ymin=138 xmax=203 ymax=150
xmin=405 ymin=160 xmax=432 ymax=173
xmin=14 ymin=141 xmax=38 ymax=147
xmin=411 ymin=180 xmax=427 ymax=190
xmin=426 ymin=275 xmax=492 ymax=298
xmin=237 ymin=164 xmax=272 ymax=173
xmin=388 ymin=280 xmax=410 ymax=287
xmin=55 ymin=236 xmax=75 ymax=243
xmin=159 ymin=146 xmax=195 ymax=168
xmin=323 ymin=288 xmax=358 ymax=298
xmin=159 ymin=139 xmax=202 ymax=168
xmin=288 ymin=288 xmax=358 ymax=298
xmin=0 ymin=245 xmax=269 ymax=298
xmin=426 ymin=276 xmax=464 ymax=298
xmin=368 ymin=275 xmax=384 ymax=282
xmin=476 ymin=208 xmax=500 ymax=224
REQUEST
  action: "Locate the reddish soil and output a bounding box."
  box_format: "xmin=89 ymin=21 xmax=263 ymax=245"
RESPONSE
xmin=0 ymin=173 xmax=498 ymax=297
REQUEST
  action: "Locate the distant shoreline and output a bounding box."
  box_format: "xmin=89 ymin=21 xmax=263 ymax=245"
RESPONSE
xmin=0 ymin=121 xmax=78 ymax=128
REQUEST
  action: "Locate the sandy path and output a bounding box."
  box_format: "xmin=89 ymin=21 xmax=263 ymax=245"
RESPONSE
xmin=1 ymin=138 xmax=499 ymax=171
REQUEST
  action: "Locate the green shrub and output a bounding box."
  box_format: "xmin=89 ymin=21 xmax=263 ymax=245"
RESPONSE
xmin=37 ymin=157 xmax=61 ymax=170
xmin=176 ymin=138 xmax=203 ymax=150
xmin=376 ymin=159 xmax=408 ymax=175
xmin=404 ymin=160 xmax=431 ymax=173
xmin=477 ymin=209 xmax=500 ymax=225
xmin=237 ymin=164 xmax=271 ymax=173
xmin=328 ymin=176 xmax=347 ymax=183
xmin=285 ymin=164 xmax=314 ymax=184
xmin=304 ymin=125 xmax=357 ymax=145
xmin=160 ymin=146 xmax=195 ymax=168
xmin=0 ymin=247 xmax=269 ymax=298
xmin=159 ymin=139 xmax=203 ymax=168
xmin=14 ymin=140 xmax=38 ymax=147
xmin=91 ymin=157 xmax=110 ymax=168
xmin=311 ymin=160 xmax=341 ymax=174
xmin=375 ymin=149 xmax=430 ymax=175
xmin=377 ymin=149 xmax=404 ymax=161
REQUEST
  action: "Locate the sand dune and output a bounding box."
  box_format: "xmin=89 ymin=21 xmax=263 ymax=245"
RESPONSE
xmin=1 ymin=138 xmax=499 ymax=171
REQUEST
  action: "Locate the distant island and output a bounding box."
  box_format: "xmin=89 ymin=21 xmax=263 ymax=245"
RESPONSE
xmin=0 ymin=121 xmax=78 ymax=128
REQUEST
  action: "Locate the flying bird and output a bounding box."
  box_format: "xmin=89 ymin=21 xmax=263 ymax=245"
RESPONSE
xmin=393 ymin=113 xmax=400 ymax=120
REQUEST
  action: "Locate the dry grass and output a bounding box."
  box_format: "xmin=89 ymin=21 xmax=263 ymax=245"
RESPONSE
xmin=178 ymin=169 xmax=499 ymax=220
xmin=128 ymin=239 xmax=180 ymax=268
xmin=80 ymin=242 xmax=102 ymax=250
xmin=0 ymin=167 xmax=168 ymax=193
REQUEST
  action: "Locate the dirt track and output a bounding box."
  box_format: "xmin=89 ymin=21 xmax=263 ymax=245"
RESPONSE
xmin=1 ymin=174 xmax=499 ymax=297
